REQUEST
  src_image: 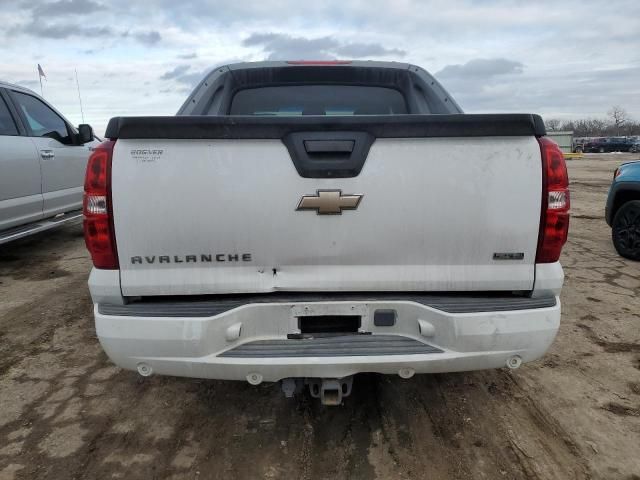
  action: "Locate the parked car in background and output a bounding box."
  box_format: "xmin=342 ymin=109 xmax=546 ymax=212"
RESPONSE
xmin=606 ymin=160 xmax=640 ymax=260
xmin=0 ymin=81 xmax=98 ymax=244
xmin=583 ymin=137 xmax=635 ymax=153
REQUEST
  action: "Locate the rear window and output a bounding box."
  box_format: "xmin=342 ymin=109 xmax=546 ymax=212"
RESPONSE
xmin=229 ymin=85 xmax=408 ymax=116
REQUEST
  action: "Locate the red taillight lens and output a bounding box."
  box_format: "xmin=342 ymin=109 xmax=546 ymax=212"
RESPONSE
xmin=83 ymin=140 xmax=118 ymax=269
xmin=536 ymin=137 xmax=570 ymax=263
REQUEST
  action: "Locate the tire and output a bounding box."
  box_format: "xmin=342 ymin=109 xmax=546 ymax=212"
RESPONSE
xmin=575 ymin=146 xmax=583 ymax=153
xmin=612 ymin=200 xmax=640 ymax=261
xmin=599 ymin=147 xmax=605 ymax=153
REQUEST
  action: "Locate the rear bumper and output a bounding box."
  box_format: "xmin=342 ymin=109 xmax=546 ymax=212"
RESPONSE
xmin=94 ymin=295 xmax=561 ymax=382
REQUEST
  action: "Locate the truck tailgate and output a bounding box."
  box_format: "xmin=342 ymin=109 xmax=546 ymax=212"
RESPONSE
xmin=111 ymin=134 xmax=542 ymax=296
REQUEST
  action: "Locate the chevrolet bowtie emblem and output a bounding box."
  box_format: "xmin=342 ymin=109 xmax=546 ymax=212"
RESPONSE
xmin=296 ymin=190 xmax=363 ymax=215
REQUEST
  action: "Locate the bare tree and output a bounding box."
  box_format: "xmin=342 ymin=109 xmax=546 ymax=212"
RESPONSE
xmin=588 ymin=118 xmax=608 ymax=136
xmin=538 ymin=113 xmax=639 ymax=138
xmin=608 ymin=106 xmax=629 ymax=135
xmin=544 ymin=118 xmax=561 ymax=131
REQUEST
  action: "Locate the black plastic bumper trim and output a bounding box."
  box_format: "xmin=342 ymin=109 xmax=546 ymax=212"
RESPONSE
xmin=98 ymin=293 xmax=557 ymax=318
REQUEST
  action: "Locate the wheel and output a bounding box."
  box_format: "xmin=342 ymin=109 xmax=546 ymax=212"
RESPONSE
xmin=612 ymin=200 xmax=640 ymax=261
xmin=575 ymin=146 xmax=583 ymax=153
xmin=599 ymin=147 xmax=605 ymax=153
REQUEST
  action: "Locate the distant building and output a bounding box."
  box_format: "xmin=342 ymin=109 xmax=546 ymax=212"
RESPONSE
xmin=547 ymin=131 xmax=574 ymax=153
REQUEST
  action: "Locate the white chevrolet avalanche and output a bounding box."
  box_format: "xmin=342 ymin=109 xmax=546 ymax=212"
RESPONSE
xmin=85 ymin=61 xmax=568 ymax=405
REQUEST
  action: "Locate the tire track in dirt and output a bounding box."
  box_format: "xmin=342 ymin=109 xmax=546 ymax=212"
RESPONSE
xmin=366 ymin=370 xmax=590 ymax=480
xmin=0 ymin=274 xmax=90 ymax=376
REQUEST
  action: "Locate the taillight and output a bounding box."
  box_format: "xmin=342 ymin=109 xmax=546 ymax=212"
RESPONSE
xmin=536 ymin=137 xmax=570 ymax=263
xmin=83 ymin=140 xmax=118 ymax=269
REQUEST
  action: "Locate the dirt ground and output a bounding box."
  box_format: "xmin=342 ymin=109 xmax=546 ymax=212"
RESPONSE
xmin=0 ymin=153 xmax=639 ymax=480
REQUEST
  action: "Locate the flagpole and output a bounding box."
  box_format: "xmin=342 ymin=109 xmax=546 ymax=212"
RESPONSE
xmin=75 ymin=69 xmax=85 ymax=123
xmin=38 ymin=67 xmax=43 ymax=97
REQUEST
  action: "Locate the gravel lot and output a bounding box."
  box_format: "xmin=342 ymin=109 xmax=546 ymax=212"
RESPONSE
xmin=0 ymin=153 xmax=639 ymax=480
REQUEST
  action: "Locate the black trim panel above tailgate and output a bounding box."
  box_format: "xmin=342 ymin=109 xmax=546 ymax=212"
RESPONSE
xmin=105 ymin=114 xmax=546 ymax=140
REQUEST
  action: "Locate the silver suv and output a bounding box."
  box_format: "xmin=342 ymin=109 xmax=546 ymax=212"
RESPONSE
xmin=0 ymin=81 xmax=98 ymax=244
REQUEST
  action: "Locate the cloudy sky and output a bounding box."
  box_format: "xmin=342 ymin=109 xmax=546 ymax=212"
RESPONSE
xmin=1 ymin=0 xmax=639 ymax=135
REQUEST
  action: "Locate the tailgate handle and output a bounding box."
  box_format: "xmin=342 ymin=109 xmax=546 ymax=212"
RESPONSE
xmin=283 ymin=131 xmax=375 ymax=178
xmin=304 ymin=140 xmax=355 ymax=154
